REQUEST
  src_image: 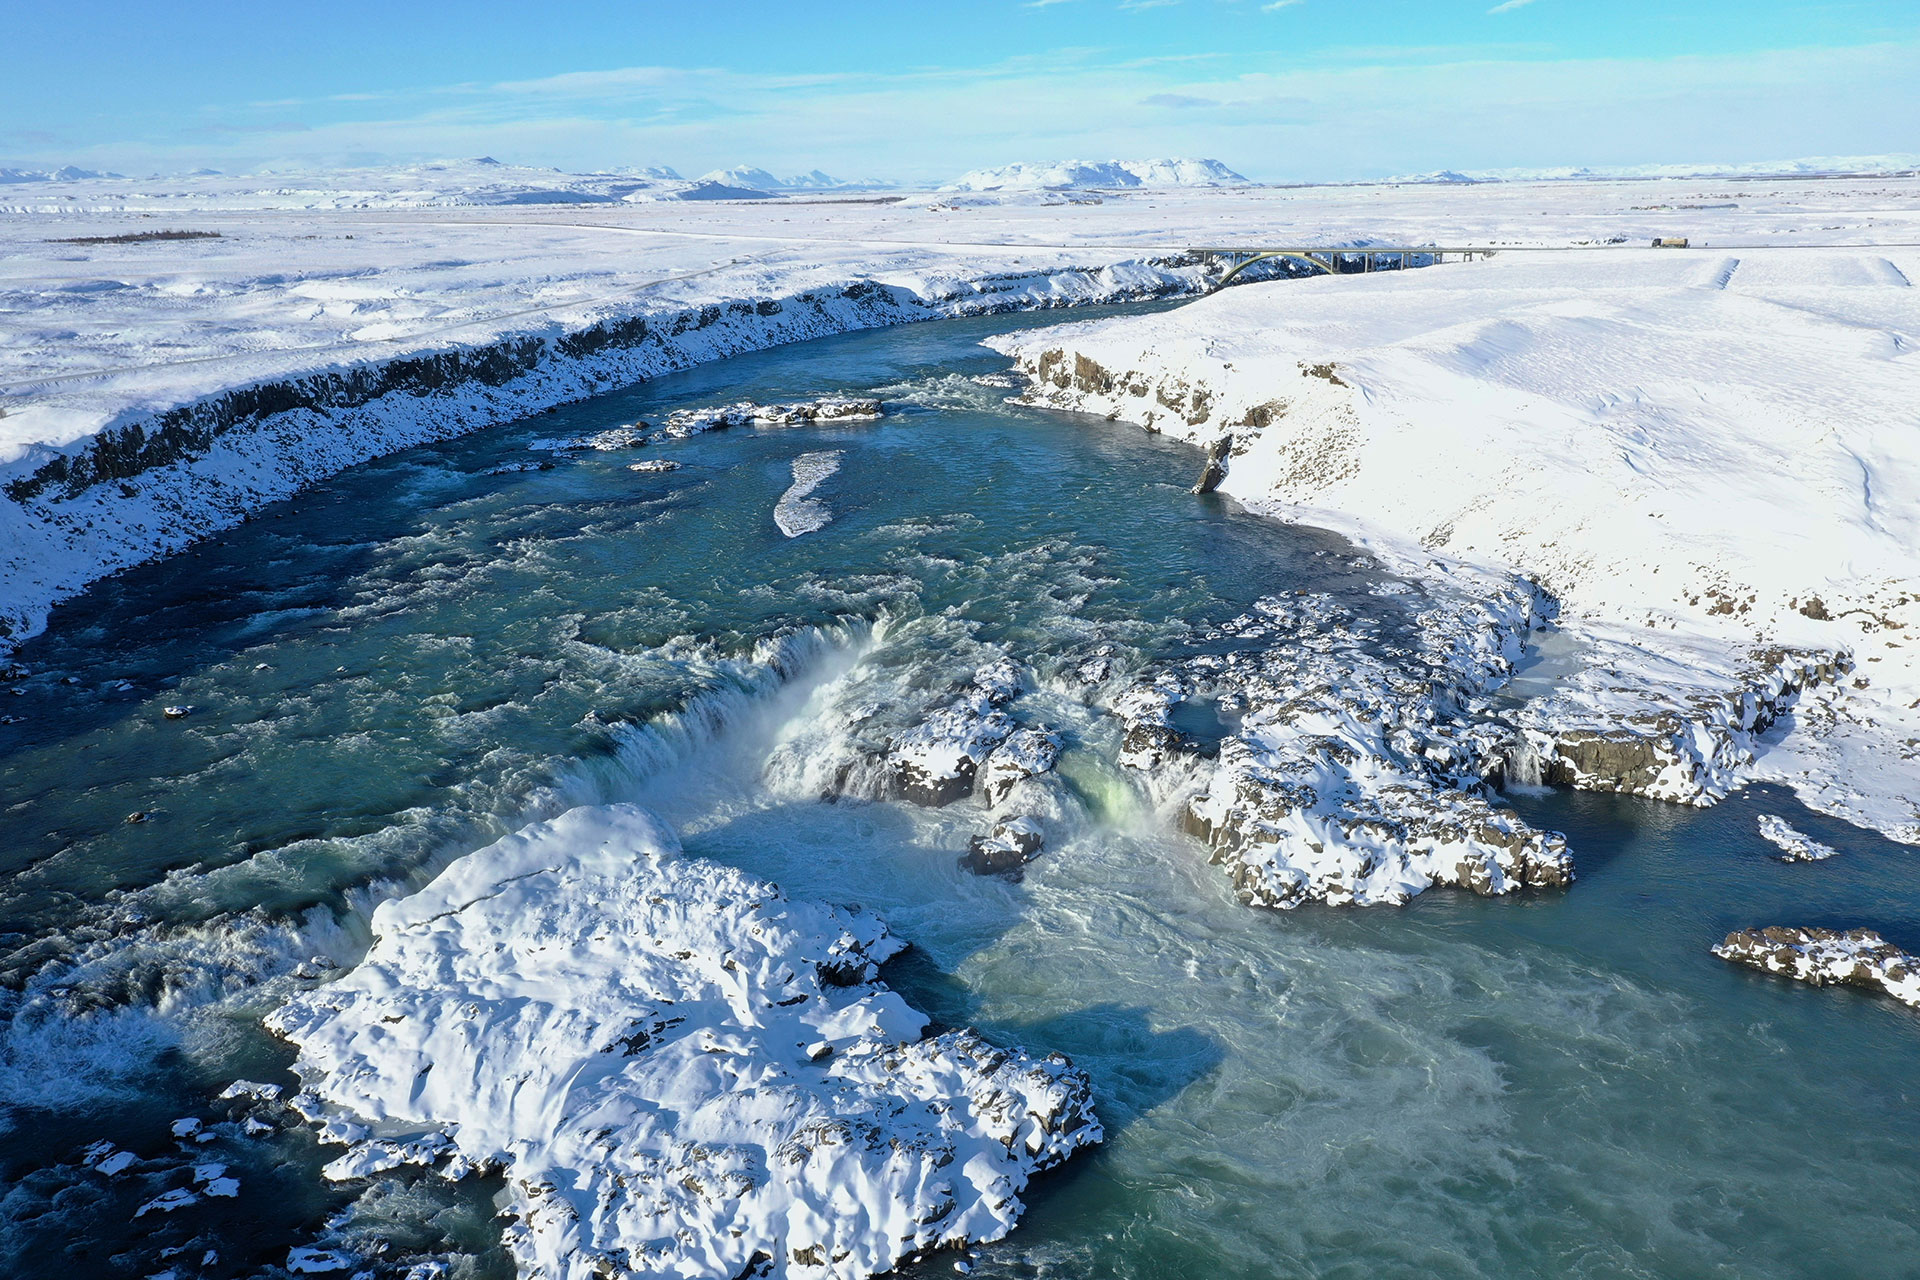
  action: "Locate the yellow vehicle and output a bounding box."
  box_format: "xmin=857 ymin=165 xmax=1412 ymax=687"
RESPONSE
xmin=1651 ymin=236 xmax=1690 ymax=248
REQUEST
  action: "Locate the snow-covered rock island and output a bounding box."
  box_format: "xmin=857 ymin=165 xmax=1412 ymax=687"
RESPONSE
xmin=266 ymin=804 xmax=1100 ymax=1280
xmin=1714 ymin=926 xmax=1920 ymax=1008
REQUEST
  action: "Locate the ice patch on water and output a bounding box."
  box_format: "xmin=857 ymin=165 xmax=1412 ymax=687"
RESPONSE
xmin=773 ymin=450 xmax=843 ymax=537
xmin=1756 ymin=813 xmax=1841 ymax=861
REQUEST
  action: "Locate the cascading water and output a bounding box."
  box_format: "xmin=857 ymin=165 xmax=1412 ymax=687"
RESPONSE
xmin=0 ymin=305 xmax=1915 ymax=1279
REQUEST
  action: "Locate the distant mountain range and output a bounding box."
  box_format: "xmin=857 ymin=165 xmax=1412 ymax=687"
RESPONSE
xmin=1388 ymin=154 xmax=1920 ymax=183
xmin=0 ymin=166 xmax=126 ymax=183
xmin=696 ymin=166 xmax=891 ymax=193
xmin=943 ymin=158 xmax=1250 ymax=192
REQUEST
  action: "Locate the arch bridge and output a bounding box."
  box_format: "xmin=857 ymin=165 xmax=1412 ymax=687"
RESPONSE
xmin=1188 ymin=246 xmax=1494 ymax=290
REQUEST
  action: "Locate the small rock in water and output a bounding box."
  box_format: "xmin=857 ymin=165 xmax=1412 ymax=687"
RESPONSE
xmin=1756 ymin=813 xmax=1840 ymax=861
xmin=531 ymin=423 xmax=651 ymax=452
xmin=125 ymin=811 xmax=151 ymax=824
xmin=627 ymin=459 xmax=681 ymax=473
xmin=286 ymin=1247 xmax=356 ymax=1274
xmin=169 ymin=1117 xmax=201 ymax=1139
xmin=104 ymin=678 xmax=135 ymax=692
xmin=482 ymin=460 xmax=554 ymax=475
xmin=218 ymin=1078 xmax=285 ymax=1104
xmin=161 ymin=705 xmax=193 ymax=720
xmin=962 ymin=816 xmax=1046 ymax=878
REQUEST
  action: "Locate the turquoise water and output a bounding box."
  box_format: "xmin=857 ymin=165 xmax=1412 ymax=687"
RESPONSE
xmin=0 ymin=307 xmax=1915 ymax=1278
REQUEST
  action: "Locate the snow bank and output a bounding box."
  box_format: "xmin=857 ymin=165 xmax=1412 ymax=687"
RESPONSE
xmin=989 ymin=245 xmax=1920 ymax=841
xmin=266 ymin=804 xmax=1100 ymax=1280
xmin=0 ymin=256 xmax=1207 ymax=653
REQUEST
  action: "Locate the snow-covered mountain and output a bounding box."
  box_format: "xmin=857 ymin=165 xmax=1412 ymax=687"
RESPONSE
xmin=944 ymin=158 xmax=1250 ymax=192
xmin=1389 ymin=170 xmax=1485 ymax=185
xmin=0 ymin=159 xmax=787 ymax=210
xmin=0 ymin=166 xmax=125 ymax=183
xmin=696 ymin=166 xmax=878 ymax=192
xmin=1387 ymin=154 xmax=1920 ymax=184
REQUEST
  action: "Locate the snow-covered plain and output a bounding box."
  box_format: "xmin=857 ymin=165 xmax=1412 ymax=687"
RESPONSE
xmin=5 ymin=167 xmax=1919 ymax=849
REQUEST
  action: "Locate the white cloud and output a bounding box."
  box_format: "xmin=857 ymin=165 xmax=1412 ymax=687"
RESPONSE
xmin=1487 ymin=0 xmax=1538 ymax=12
xmin=1262 ymin=0 xmax=1304 ymax=10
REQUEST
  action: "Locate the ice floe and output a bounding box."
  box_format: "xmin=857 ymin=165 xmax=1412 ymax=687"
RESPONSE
xmin=1755 ymin=814 xmax=1840 ymax=862
xmin=773 ymin=450 xmax=845 ymax=538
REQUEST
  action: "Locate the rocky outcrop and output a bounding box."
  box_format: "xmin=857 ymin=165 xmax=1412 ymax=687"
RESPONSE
xmin=885 ymin=660 xmax=1026 ymax=806
xmin=1105 ymin=586 xmax=1574 ymax=909
xmin=1191 ymin=434 xmax=1232 ymax=495
xmin=1714 ymin=926 xmax=1920 ymax=1007
xmin=267 ymin=804 xmax=1102 ymax=1280
xmin=657 ymin=396 xmax=884 ymax=438
xmin=962 ymin=816 xmax=1047 ymax=878
xmin=979 ymin=727 xmax=1063 ymax=808
xmin=1505 ymin=644 xmax=1849 ymax=804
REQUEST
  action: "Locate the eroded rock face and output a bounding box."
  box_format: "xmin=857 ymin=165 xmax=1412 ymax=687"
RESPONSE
xmin=1106 ymin=586 xmax=1574 ymax=909
xmin=1713 ymin=926 xmax=1920 ymax=1007
xmin=267 ymin=805 xmax=1101 ymax=1280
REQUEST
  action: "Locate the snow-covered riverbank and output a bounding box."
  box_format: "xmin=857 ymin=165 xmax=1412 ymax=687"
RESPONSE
xmin=990 ymin=244 xmax=1920 ymax=843
xmin=0 ymin=236 xmax=1207 ymax=652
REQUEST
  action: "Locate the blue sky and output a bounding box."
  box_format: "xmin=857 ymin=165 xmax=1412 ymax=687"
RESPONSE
xmin=5 ymin=0 xmax=1915 ymax=181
